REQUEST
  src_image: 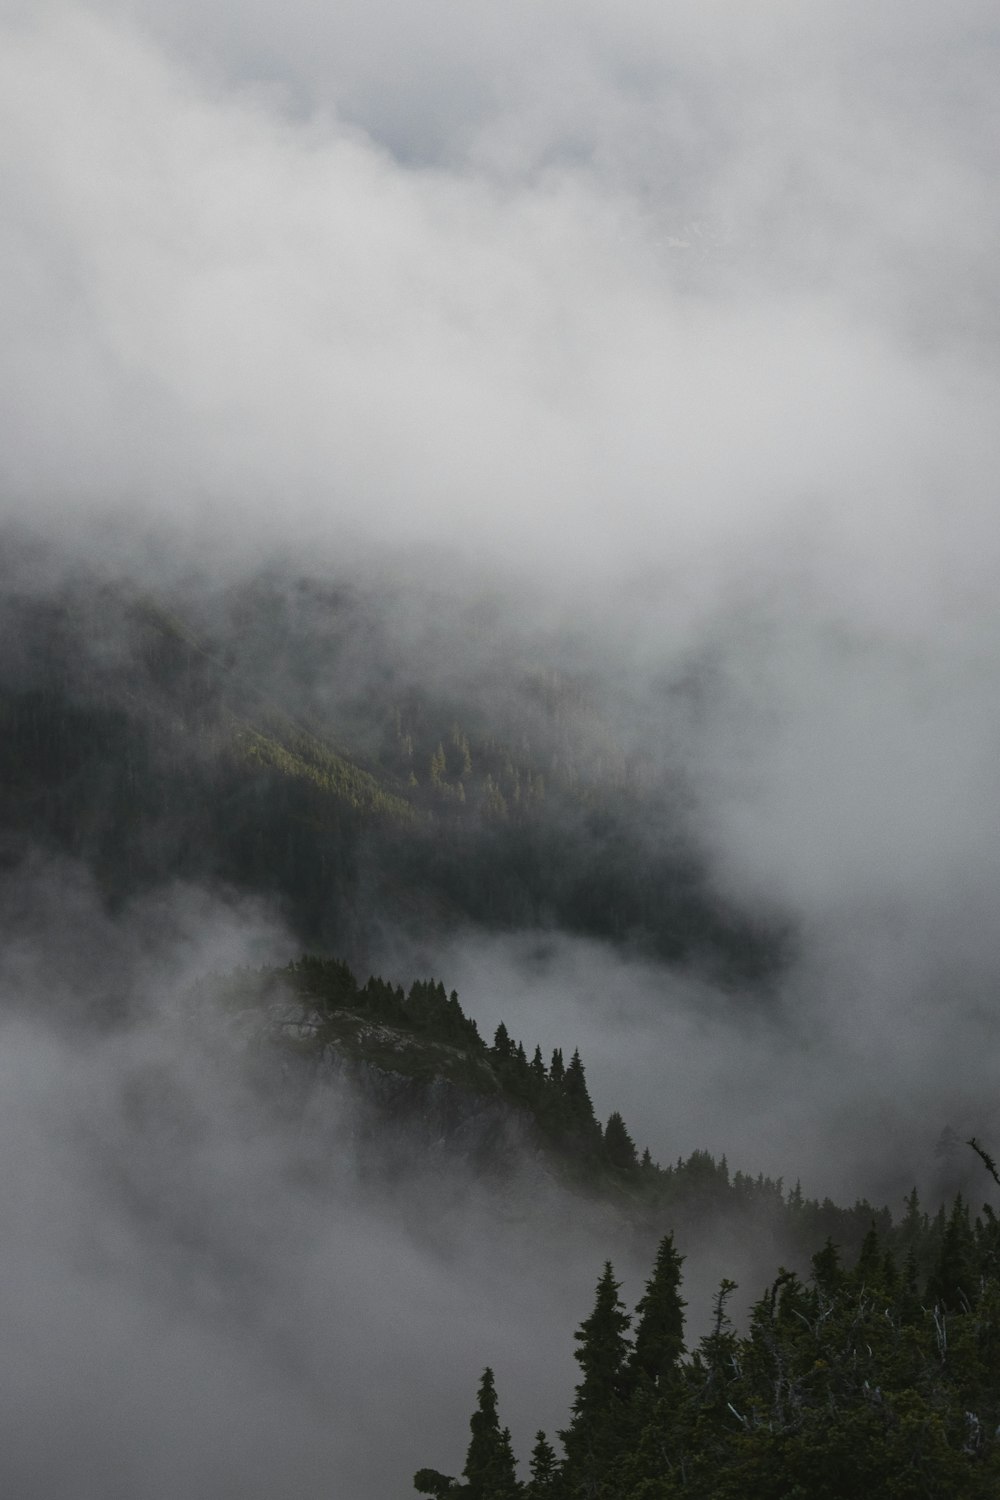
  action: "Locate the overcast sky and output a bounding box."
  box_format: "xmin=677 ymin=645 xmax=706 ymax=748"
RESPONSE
xmin=2 ymin=0 xmax=999 ymax=592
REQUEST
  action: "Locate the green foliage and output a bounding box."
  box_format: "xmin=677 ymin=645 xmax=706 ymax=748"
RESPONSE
xmin=560 ymin=1262 xmax=632 ymax=1491
xmin=604 ymin=1112 xmax=639 ymax=1174
xmin=463 ymin=1369 xmax=522 ymax=1500
xmin=418 ymin=1204 xmax=1000 ymax=1500
xmin=0 ymin=550 xmax=788 ymax=980
xmin=527 ymin=1433 xmax=561 ymax=1497
xmin=218 ymin=957 xmax=962 ymax=1275
xmin=630 ymin=1234 xmax=686 ymax=1390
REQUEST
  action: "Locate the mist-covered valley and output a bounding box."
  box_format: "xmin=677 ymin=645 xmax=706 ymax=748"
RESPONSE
xmin=3 ymin=0 xmax=1000 ymax=1493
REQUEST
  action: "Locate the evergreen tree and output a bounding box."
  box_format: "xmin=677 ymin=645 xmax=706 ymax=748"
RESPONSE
xmin=927 ymin=1194 xmax=977 ymax=1310
xmin=526 ymin=1432 xmax=560 ymax=1496
xmin=630 ymin=1233 xmax=686 ymax=1389
xmin=418 ymin=1192 xmax=1000 ymax=1500
xmin=492 ymin=1023 xmax=514 ymax=1062
xmin=560 ymin=1263 xmax=631 ymax=1489
xmin=462 ymin=1368 xmax=521 ymax=1500
xmin=602 ymin=1111 xmax=638 ymax=1173
xmin=811 ymin=1238 xmax=844 ymax=1296
xmin=562 ymin=1049 xmax=602 ymax=1153
xmin=850 ymin=1222 xmax=883 ymax=1291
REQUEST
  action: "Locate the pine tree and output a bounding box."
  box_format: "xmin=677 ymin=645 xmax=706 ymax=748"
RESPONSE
xmin=562 ymin=1050 xmax=602 ymax=1153
xmin=811 ymin=1238 xmax=843 ymax=1297
xmin=603 ymin=1111 xmax=638 ymax=1173
xmin=526 ymin=1432 xmax=560 ymax=1496
xmin=926 ymin=1195 xmax=977 ymax=1311
xmin=560 ymin=1263 xmax=631 ymax=1488
xmin=630 ymin=1233 xmax=686 ymax=1389
xmin=462 ymin=1368 xmax=521 ymax=1499
xmin=696 ymin=1277 xmax=739 ymax=1391
xmin=492 ymin=1023 xmax=514 ymax=1062
xmin=851 ymin=1223 xmax=883 ymax=1291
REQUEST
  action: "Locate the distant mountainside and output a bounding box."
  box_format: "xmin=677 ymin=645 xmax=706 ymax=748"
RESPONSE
xmin=0 ymin=533 xmax=786 ymax=980
xmin=244 ymin=965 xmax=998 ymax=1500
xmin=215 ymin=954 xmax=911 ymax=1277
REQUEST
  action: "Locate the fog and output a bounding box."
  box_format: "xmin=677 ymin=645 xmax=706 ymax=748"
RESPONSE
xmin=4 ymin=2 xmax=999 ymax=593
xmin=0 ymin=865 xmax=778 ymax=1497
xmin=2 ymin=0 xmax=1000 ymax=1491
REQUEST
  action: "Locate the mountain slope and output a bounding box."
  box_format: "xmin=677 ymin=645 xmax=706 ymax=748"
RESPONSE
xmin=0 ymin=533 xmax=787 ymax=980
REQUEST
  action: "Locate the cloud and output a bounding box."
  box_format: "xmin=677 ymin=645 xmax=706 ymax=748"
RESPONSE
xmin=1 ymin=865 xmax=770 ymax=1497
xmin=1 ymin=1 xmax=998 ymax=605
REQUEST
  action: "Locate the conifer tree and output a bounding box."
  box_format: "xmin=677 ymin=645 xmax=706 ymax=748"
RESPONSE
xmin=630 ymin=1233 xmax=686 ymax=1389
xmin=927 ymin=1195 xmax=977 ymax=1310
xmin=603 ymin=1111 xmax=638 ymax=1173
xmin=560 ymin=1263 xmax=631 ymax=1487
xmin=851 ymin=1223 xmax=883 ymax=1291
xmin=462 ymin=1368 xmax=521 ymax=1499
xmin=562 ymin=1050 xmax=602 ymax=1152
xmin=695 ymin=1277 xmax=739 ymax=1396
xmin=492 ymin=1023 xmax=513 ymax=1062
xmin=526 ymin=1432 xmax=560 ymax=1496
xmin=811 ymin=1238 xmax=843 ymax=1296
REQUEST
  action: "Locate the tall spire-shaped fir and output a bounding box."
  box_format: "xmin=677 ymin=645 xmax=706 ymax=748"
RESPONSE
xmin=630 ymin=1233 xmax=686 ymax=1389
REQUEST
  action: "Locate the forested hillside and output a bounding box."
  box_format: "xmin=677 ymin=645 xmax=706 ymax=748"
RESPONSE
xmin=417 ymin=1178 xmax=1000 ymax=1498
xmin=229 ymin=959 xmax=1000 ymax=1497
xmin=0 ymin=535 xmax=784 ymax=979
xmin=218 ymin=953 xmax=899 ymax=1268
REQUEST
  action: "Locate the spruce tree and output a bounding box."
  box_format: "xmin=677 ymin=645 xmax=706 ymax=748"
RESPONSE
xmin=603 ymin=1111 xmax=638 ymax=1173
xmin=526 ymin=1431 xmax=560 ymax=1496
xmin=811 ymin=1238 xmax=843 ymax=1297
xmin=462 ymin=1367 xmax=521 ymax=1499
xmin=492 ymin=1023 xmax=513 ymax=1062
xmin=560 ymin=1263 xmax=631 ymax=1489
xmin=630 ymin=1233 xmax=686 ymax=1389
xmin=926 ymin=1195 xmax=977 ymax=1311
xmin=850 ymin=1223 xmax=883 ymax=1291
xmin=562 ymin=1050 xmax=602 ymax=1154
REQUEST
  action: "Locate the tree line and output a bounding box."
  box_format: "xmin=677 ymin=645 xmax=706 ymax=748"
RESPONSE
xmin=415 ymin=1171 xmax=1000 ymax=1498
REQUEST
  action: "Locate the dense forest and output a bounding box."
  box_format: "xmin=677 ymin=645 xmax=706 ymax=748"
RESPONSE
xmin=210 ymin=953 xmax=1000 ymax=1498
xmin=416 ymin=1180 xmax=1000 ymax=1498
xmin=228 ymin=954 xmax=912 ymax=1268
xmin=0 ymin=534 xmax=784 ymax=981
